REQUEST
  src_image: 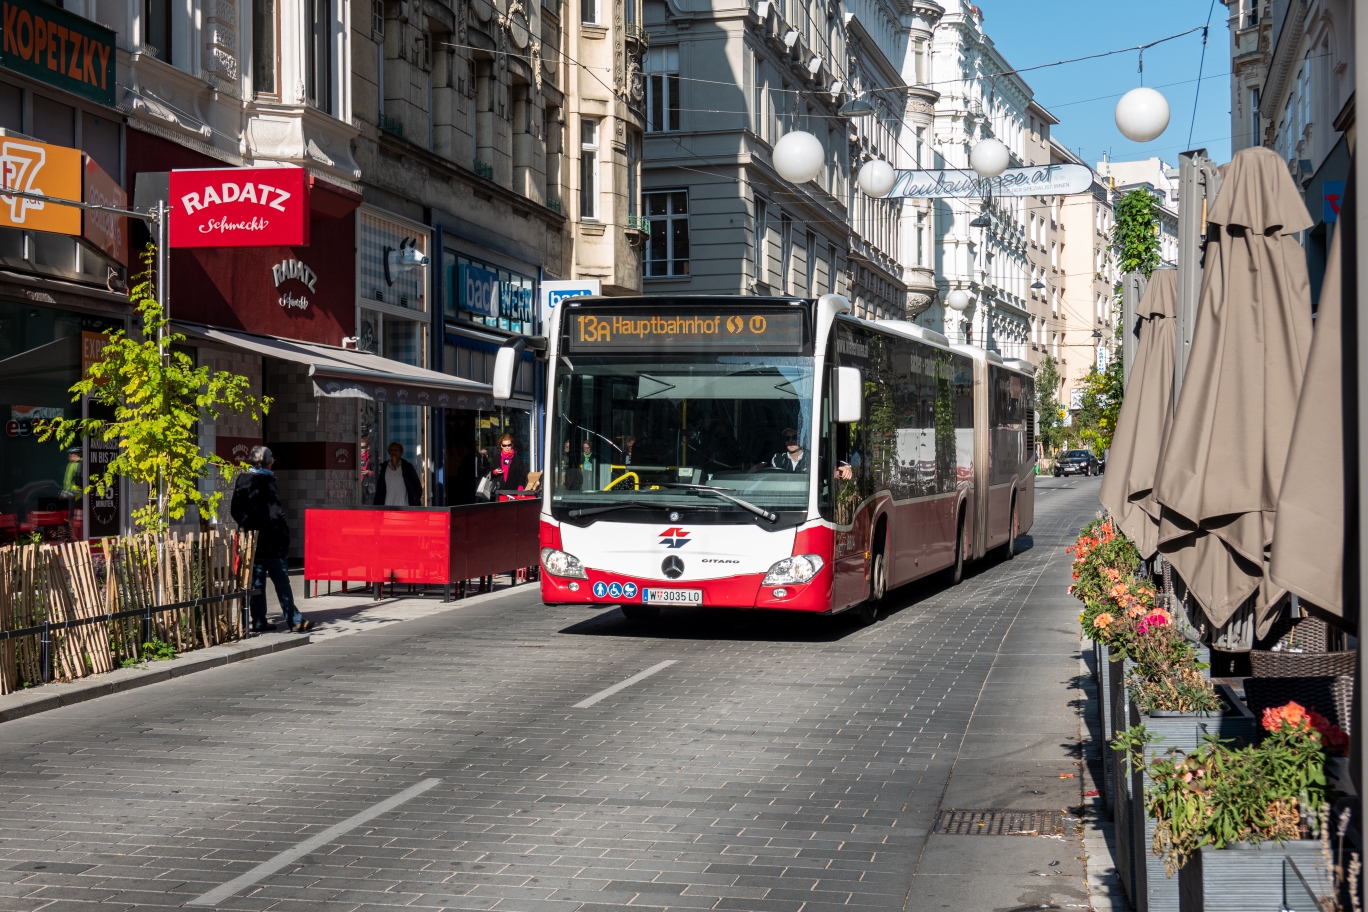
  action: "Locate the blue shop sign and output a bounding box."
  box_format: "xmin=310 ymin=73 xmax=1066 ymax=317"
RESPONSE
xmin=460 ymin=264 xmax=500 ymax=317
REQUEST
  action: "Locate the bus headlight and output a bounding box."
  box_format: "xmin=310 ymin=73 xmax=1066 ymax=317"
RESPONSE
xmin=541 ymin=548 xmax=588 ymax=579
xmin=763 ymin=554 xmax=825 ymax=586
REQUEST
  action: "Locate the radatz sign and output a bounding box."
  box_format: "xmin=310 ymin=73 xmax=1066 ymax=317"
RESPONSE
xmin=0 ymin=0 xmax=116 ymax=108
xmin=169 ymin=167 xmax=310 ymax=247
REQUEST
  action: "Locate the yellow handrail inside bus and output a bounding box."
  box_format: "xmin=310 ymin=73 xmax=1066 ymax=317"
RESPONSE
xmin=605 ymin=471 xmax=640 ymax=491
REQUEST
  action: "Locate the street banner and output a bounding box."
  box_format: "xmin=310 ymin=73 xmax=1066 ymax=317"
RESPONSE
xmin=169 ymin=167 xmax=310 ymax=247
xmin=883 ymin=163 xmax=1094 ymax=200
xmin=0 ymin=0 xmax=117 ymax=107
xmin=0 ymin=134 xmax=81 ymax=233
xmin=82 ymin=154 xmax=126 ymax=262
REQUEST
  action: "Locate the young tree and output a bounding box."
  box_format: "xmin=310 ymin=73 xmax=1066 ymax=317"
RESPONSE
xmin=1075 ymin=353 xmax=1125 ymax=454
xmin=1111 ymin=188 xmax=1162 ymax=278
xmin=39 ymin=245 xmax=270 ymax=532
xmin=1033 ymin=355 xmax=1065 ymax=457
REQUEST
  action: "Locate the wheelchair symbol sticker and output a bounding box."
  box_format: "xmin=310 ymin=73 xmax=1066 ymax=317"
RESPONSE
xmin=592 ymin=581 xmax=608 ymax=598
xmin=607 ymin=582 xmax=624 ymax=598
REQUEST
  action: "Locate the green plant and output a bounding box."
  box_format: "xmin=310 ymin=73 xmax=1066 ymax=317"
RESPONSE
xmin=1068 ymin=517 xmax=1139 ymax=608
xmin=143 ymin=638 xmax=177 ymax=661
xmin=1124 ymin=702 xmax=1339 ymax=875
xmin=1074 ymin=355 xmax=1124 ymax=454
xmin=37 ymin=245 xmax=270 ymax=532
xmin=1111 ymin=188 xmax=1162 ymax=278
xmin=1034 ymin=355 xmax=1065 ymax=457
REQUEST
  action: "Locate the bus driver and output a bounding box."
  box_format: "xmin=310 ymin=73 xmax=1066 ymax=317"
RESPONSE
xmin=769 ymin=428 xmax=809 ymax=473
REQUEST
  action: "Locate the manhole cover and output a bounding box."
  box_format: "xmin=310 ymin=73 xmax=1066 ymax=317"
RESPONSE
xmin=933 ymin=808 xmax=1077 ymax=836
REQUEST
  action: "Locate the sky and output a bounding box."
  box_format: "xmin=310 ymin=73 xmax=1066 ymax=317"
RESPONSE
xmin=973 ymin=0 xmax=1234 ymax=168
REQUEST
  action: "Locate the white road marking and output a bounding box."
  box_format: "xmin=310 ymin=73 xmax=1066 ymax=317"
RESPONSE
xmin=574 ymin=660 xmax=677 ymax=708
xmin=188 ymin=778 xmax=442 ymax=906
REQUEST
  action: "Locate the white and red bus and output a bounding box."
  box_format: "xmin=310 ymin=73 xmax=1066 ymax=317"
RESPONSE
xmin=518 ymin=293 xmax=1036 ymax=622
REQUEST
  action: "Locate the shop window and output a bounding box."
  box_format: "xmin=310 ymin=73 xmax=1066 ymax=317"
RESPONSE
xmin=253 ymin=0 xmax=278 ymax=96
xmin=32 ymin=96 xmax=74 ymax=147
xmin=644 ymin=189 xmax=688 ymax=277
xmin=0 ymin=83 xmax=19 ymax=133
xmin=359 ymin=209 xmax=428 ymax=309
xmin=645 ymin=47 xmax=679 ymax=133
xmin=307 ymin=0 xmax=334 ymax=114
xmin=82 ymin=112 xmax=120 ymax=181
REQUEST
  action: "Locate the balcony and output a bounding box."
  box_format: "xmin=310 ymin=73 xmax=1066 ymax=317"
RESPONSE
xmin=626 ymin=214 xmax=651 ymax=235
xmin=379 ymin=114 xmax=404 ymax=137
xmin=474 ymin=160 xmax=495 ymax=180
xmin=625 ymin=23 xmax=649 ymax=47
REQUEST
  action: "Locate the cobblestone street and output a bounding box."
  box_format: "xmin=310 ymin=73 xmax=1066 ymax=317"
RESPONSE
xmin=0 ymin=477 xmax=1106 ymax=912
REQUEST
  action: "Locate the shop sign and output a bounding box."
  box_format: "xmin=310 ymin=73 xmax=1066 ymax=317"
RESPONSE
xmin=169 ymin=167 xmax=310 ymax=248
xmin=460 ymin=263 xmax=499 ymax=317
xmin=82 ymin=155 xmax=125 ymax=262
xmin=884 ymin=163 xmax=1094 ymax=200
xmin=86 ymin=401 xmax=119 ymax=536
xmin=1324 ymin=180 xmax=1344 ymax=223
xmin=271 ymin=257 xmax=317 ymax=311
xmin=0 ymin=0 xmax=116 ymax=108
xmin=539 ymin=279 xmax=599 ymax=325
xmin=0 ymin=135 xmax=81 ymax=233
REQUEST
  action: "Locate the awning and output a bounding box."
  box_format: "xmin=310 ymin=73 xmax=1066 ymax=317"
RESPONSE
xmin=178 ymin=324 xmax=521 ymax=411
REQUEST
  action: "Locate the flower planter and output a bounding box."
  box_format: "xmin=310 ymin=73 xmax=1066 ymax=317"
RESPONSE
xmin=1129 ymin=684 xmax=1258 ymax=912
xmin=1177 ymin=840 xmax=1328 ymax=912
xmin=1109 ymin=654 xmax=1134 ymax=902
xmin=1096 ymin=642 xmax=1112 ymax=815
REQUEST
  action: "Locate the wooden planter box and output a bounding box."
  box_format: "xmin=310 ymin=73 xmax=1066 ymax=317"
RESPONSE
xmin=1177 ymin=840 xmax=1328 ymax=912
xmin=1130 ymin=684 xmax=1258 ymax=912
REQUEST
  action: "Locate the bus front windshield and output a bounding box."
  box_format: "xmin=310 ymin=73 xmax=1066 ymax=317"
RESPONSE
xmin=550 ymin=354 xmax=816 ymax=520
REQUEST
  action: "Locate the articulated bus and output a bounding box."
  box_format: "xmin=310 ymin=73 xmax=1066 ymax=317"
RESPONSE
xmin=521 ymin=294 xmax=1036 ymax=622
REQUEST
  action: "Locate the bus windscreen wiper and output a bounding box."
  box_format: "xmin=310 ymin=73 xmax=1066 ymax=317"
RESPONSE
xmin=566 ymin=500 xmax=718 ymax=519
xmin=656 ymin=483 xmax=778 ymax=523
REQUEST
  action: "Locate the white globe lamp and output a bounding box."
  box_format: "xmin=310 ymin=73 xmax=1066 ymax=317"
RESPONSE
xmin=772 ymin=131 xmax=825 ymax=184
xmin=1115 ymin=87 xmax=1170 ymax=143
xmin=968 ymin=138 xmax=1009 ymax=178
xmin=945 ymin=289 xmax=971 ymax=312
xmin=857 ymin=159 xmax=897 ymax=198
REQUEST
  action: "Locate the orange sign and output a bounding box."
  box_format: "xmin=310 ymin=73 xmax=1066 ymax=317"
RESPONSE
xmin=81 ymin=330 xmax=110 ymax=381
xmin=0 ymin=136 xmax=81 ymax=234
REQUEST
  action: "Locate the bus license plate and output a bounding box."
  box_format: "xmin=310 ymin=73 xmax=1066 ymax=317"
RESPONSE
xmin=642 ymin=588 xmax=702 ymax=606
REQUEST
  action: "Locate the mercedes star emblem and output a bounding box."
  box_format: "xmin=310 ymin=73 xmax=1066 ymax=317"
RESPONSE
xmin=661 ymin=556 xmax=685 ymax=579
xmin=669 ymin=511 xmax=680 ymax=522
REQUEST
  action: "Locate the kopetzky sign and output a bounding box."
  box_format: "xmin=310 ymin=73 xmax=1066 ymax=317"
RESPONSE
xmin=884 ymin=163 xmax=1094 ymax=200
xmin=540 ymin=279 xmax=601 ymax=325
xmin=0 ymin=0 xmax=116 ymax=107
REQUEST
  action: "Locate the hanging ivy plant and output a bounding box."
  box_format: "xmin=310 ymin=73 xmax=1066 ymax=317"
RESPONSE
xmin=1111 ymin=188 xmax=1162 ymax=278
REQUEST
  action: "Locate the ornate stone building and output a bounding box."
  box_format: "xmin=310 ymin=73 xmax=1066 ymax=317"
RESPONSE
xmin=896 ymin=1 xmax=942 ymax=322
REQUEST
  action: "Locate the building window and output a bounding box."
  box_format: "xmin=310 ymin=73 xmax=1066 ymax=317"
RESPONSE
xmin=581 ymin=0 xmax=598 ymax=25
xmin=306 ymin=0 xmax=333 ymax=112
xmin=913 ymin=38 xmax=925 ymax=84
xmin=627 ymin=132 xmax=639 ymax=217
xmin=580 ymin=118 xmax=599 ymax=220
xmin=1249 ymin=87 xmax=1260 ymax=146
xmin=646 ymin=47 xmax=679 ymax=133
xmin=780 ymin=214 xmax=792 ymax=293
xmin=754 ymin=197 xmax=768 ymax=283
xmin=826 ymin=243 xmax=837 ymax=294
xmin=146 ymin=0 xmax=171 ymax=58
xmin=804 ymin=230 xmax=816 ymax=296
xmin=644 ymin=189 xmax=689 ymax=276
xmin=252 ymin=0 xmax=277 ymax=94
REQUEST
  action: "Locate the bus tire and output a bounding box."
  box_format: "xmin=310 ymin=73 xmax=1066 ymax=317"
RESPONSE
xmin=1005 ymin=498 xmax=1019 ymax=560
xmin=857 ymin=550 xmax=887 ymax=626
xmin=948 ymin=510 xmax=966 ymax=585
xmin=621 ymin=605 xmax=660 ymax=622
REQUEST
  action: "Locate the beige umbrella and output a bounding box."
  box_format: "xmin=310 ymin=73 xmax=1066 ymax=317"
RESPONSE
xmin=1153 ymin=145 xmax=1314 ymax=636
xmin=1269 ymin=179 xmax=1345 ymax=617
xmin=1100 ymin=269 xmax=1176 ymax=559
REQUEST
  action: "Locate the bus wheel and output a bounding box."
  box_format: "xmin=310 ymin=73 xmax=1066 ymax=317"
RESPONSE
xmin=948 ymin=513 xmax=966 ymax=585
xmin=1005 ymin=500 xmax=1019 ymax=560
xmin=621 ymin=605 xmax=660 ymax=622
xmin=857 ymin=551 xmax=887 ymax=626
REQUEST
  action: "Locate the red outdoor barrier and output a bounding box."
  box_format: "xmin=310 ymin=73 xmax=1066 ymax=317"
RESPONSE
xmin=304 ymin=500 xmax=541 ymax=597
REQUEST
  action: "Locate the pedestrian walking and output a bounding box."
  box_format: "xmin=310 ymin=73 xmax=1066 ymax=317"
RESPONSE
xmin=374 ymin=441 xmax=423 ymax=506
xmin=492 ymin=434 xmax=529 ymax=491
xmin=230 ymin=446 xmax=316 ymax=633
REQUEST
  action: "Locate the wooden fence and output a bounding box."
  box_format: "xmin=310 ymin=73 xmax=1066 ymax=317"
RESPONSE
xmin=0 ymin=530 xmax=258 ymax=694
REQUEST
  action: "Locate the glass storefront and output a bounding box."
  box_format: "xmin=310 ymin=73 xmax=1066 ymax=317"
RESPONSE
xmin=0 ymin=302 xmax=121 ymax=542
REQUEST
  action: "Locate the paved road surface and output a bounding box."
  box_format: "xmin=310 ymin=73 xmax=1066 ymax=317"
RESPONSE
xmin=0 ymin=476 xmax=1105 ymax=912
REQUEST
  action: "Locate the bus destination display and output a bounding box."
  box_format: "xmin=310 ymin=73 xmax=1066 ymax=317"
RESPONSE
xmin=567 ymin=310 xmax=805 ymax=352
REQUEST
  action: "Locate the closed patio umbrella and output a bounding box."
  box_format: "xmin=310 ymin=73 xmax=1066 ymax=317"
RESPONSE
xmin=1269 ymin=165 xmax=1347 ymax=618
xmin=1153 ymin=145 xmax=1313 ymax=637
xmin=1100 ymin=268 xmax=1176 ymax=559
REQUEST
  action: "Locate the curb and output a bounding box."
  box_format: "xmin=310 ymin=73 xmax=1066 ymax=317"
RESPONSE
xmin=0 ymin=633 xmax=311 ymax=725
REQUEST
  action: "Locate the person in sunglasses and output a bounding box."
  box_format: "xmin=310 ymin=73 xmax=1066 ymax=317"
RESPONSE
xmin=769 ymin=427 xmax=809 ymax=472
xmin=492 ymin=433 xmax=529 ymax=491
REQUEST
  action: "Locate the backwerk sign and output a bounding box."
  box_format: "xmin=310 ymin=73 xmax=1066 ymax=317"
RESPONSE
xmin=882 ymin=163 xmax=1094 ymax=200
xmin=0 ymin=0 xmax=116 ymax=108
xmin=169 ymin=167 xmax=310 ymax=247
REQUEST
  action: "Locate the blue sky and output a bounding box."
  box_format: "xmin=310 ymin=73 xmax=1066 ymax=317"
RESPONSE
xmin=973 ymin=0 xmax=1234 ymax=168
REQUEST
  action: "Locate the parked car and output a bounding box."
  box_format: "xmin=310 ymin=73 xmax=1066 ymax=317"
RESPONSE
xmin=1054 ymin=449 xmax=1100 ymax=477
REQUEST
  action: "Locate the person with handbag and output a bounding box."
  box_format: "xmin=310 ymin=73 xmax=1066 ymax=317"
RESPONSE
xmin=491 ymin=434 xmax=528 ymax=492
xmin=230 ymin=446 xmax=315 ymax=633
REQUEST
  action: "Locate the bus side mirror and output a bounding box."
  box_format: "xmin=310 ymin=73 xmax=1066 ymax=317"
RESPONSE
xmin=835 ymin=366 xmax=862 ymax=423
xmin=492 ymin=339 xmax=527 ymax=400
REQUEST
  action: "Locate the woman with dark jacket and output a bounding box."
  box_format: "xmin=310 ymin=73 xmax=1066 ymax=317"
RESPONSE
xmin=230 ymin=446 xmax=314 ymax=633
xmin=492 ymin=434 xmax=528 ymax=491
xmin=374 ymin=441 xmax=424 ymax=506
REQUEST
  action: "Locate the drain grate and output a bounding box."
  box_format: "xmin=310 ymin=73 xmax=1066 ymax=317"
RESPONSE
xmin=933 ymin=808 xmax=1077 ymax=836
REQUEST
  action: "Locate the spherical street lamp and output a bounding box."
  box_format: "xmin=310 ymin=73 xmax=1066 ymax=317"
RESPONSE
xmin=1115 ymin=87 xmax=1170 ymax=143
xmin=945 ymin=289 xmax=971 ymax=312
xmin=969 ymin=138 xmax=1009 ymax=178
xmin=857 ymin=159 xmax=897 ymax=198
xmin=772 ymin=131 xmax=825 ymax=184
